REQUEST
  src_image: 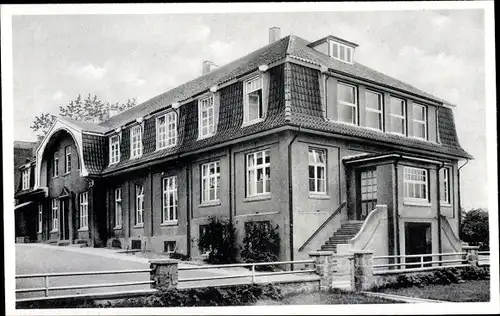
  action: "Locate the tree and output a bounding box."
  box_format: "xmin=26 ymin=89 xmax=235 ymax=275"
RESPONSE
xmin=30 ymin=93 xmax=137 ymax=140
xmin=460 ymin=208 xmax=489 ymax=250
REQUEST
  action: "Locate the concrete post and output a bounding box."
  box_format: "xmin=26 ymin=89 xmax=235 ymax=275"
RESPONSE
xmin=309 ymin=251 xmax=334 ymax=291
xmin=463 ymin=245 xmax=480 ymax=267
xmin=352 ymin=250 xmax=374 ymax=291
xmin=149 ymin=259 xmax=179 ymax=289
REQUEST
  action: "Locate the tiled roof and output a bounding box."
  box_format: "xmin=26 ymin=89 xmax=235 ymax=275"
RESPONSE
xmin=62 ymin=117 xmax=109 ymax=134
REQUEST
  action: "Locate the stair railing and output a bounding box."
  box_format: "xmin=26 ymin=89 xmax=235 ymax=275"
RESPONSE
xmin=298 ymin=201 xmax=347 ymax=252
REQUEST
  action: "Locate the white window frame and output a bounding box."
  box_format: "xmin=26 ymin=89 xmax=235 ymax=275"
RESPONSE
xmin=412 ymin=103 xmax=428 ymax=140
xmin=115 ymin=188 xmax=122 ymax=228
xmin=162 ymin=176 xmax=178 ymax=224
xmin=53 ymin=151 xmax=59 ymax=177
xmin=243 ymin=75 xmax=264 ymax=125
xmin=79 ymin=192 xmax=88 ymax=230
xmin=309 ymin=148 xmax=327 ymax=194
xmin=51 ymin=199 xmax=58 ymax=232
xmin=389 ymin=96 xmax=407 ymax=135
xmin=337 ymin=82 xmax=358 ymax=125
xmin=64 ymin=146 xmax=71 ymax=174
xmin=135 ymin=184 xmax=144 ymax=226
xmin=130 ymin=125 xmax=143 ymax=159
xmin=198 ymin=95 xmax=215 ymax=139
xmin=403 ymin=167 xmax=429 ymax=202
xmin=156 ymin=112 xmax=178 ymax=150
xmin=440 ymin=168 xmax=451 ymax=205
xmin=109 ymin=135 xmax=120 ymax=165
xmin=365 ymin=90 xmax=384 ymax=131
xmin=22 ymin=168 xmax=30 ymax=190
xmin=38 ymin=204 xmax=43 ymax=233
xmin=201 ymin=161 xmax=221 ymax=203
xmin=246 ymin=150 xmax=271 ymax=197
xmin=329 ymin=40 xmax=354 ymax=64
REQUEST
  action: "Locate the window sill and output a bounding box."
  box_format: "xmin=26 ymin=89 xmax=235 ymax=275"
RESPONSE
xmin=63 ymin=172 xmax=71 ymax=176
xmin=197 ymin=134 xmax=215 ymax=141
xmin=160 ymin=220 xmax=178 ymax=227
xmin=109 ymin=162 xmax=119 ymax=167
xmin=113 ymin=226 xmax=123 ymax=230
xmin=156 ymin=144 xmax=176 ymax=152
xmin=403 ymin=201 xmax=432 ymax=207
xmin=78 ymin=227 xmax=89 ymax=232
xmin=37 ymin=231 xmax=42 ymax=234
xmin=50 ymin=229 xmax=59 ymax=233
xmin=309 ymin=193 xmax=330 ymax=200
xmin=52 ymin=176 xmax=59 ymax=179
xmin=241 ymin=118 xmax=264 ymax=128
xmin=133 ymin=224 xmax=144 ymax=229
xmin=387 ymin=131 xmax=407 ymax=137
xmin=409 ymin=136 xmax=429 ymax=142
xmin=243 ymin=194 xmax=272 ymax=203
xmin=440 ymin=203 xmax=453 ymax=208
xmin=199 ymin=200 xmax=221 ymax=208
xmin=130 ymin=155 xmax=143 ymax=160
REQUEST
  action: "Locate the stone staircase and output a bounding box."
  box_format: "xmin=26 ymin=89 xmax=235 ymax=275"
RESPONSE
xmin=319 ymin=221 xmax=364 ymax=252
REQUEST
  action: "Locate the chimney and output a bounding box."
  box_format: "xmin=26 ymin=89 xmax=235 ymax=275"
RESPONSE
xmin=202 ymin=60 xmax=218 ymax=75
xmin=269 ymin=27 xmax=281 ymax=44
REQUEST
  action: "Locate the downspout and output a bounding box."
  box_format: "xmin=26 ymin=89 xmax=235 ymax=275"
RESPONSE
xmin=186 ymin=163 xmax=191 ymax=258
xmin=394 ymin=157 xmax=401 ymax=262
xmin=288 ymin=129 xmax=300 ymax=270
xmin=437 ymin=162 xmax=446 ymax=264
xmin=228 ymin=147 xmax=233 ymax=259
xmin=457 ymin=159 xmax=469 ymax=237
xmin=150 ymin=169 xmax=154 ymax=247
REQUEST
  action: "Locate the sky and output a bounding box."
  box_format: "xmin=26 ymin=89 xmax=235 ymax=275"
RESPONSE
xmin=11 ymin=8 xmax=488 ymax=210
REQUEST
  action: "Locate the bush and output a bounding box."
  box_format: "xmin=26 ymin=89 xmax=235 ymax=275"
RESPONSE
xmin=461 ymin=208 xmax=489 ymax=250
xmin=169 ymin=251 xmax=189 ymax=261
xmin=197 ymin=216 xmax=237 ymax=264
xmin=240 ymin=221 xmax=280 ymax=271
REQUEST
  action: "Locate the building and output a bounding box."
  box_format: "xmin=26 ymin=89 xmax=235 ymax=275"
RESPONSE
xmin=16 ymin=28 xmax=472 ymax=262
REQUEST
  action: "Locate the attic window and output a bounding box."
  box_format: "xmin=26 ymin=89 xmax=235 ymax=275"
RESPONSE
xmin=243 ymin=75 xmax=264 ymax=125
xmin=329 ymin=41 xmax=353 ymax=64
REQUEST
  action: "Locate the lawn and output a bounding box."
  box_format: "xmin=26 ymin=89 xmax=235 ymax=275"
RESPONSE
xmin=378 ymin=280 xmax=490 ymax=302
xmin=255 ymin=291 xmax=402 ymax=305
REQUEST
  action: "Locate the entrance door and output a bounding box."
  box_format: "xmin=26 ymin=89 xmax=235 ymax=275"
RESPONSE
xmin=405 ymin=222 xmax=432 ymax=267
xmin=357 ymin=168 xmax=377 ymax=220
xmin=60 ymin=199 xmax=70 ymax=240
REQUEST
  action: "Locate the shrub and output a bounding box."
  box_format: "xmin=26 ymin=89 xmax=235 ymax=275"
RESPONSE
xmin=169 ymin=251 xmax=189 ymax=261
xmin=240 ymin=221 xmax=280 ymax=271
xmin=461 ymin=208 xmax=489 ymax=250
xmin=197 ymin=216 xmax=237 ymax=264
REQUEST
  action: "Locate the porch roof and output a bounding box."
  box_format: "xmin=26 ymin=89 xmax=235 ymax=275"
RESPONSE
xmin=342 ymin=152 xmax=445 ymax=165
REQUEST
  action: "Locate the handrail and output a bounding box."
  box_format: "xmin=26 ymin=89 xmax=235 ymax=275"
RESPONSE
xmin=298 ymin=201 xmax=346 ymax=252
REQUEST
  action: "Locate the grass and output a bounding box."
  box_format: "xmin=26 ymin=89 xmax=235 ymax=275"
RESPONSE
xmin=378 ymin=280 xmax=490 ymax=302
xmin=255 ymin=290 xmax=402 ymax=305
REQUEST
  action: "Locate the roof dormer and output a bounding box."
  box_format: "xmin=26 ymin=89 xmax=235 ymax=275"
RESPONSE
xmin=308 ymin=35 xmax=358 ymax=64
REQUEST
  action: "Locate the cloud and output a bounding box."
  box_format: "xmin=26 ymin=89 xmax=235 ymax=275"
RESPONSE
xmin=76 ymin=63 xmax=107 ymax=80
xmin=185 ymin=25 xmax=211 ymax=43
xmin=123 ymin=74 xmax=147 ymax=87
xmin=52 ymin=90 xmax=64 ymax=100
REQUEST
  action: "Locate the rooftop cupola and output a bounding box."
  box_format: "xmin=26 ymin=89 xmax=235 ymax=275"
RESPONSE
xmin=308 ymin=35 xmax=358 ymax=64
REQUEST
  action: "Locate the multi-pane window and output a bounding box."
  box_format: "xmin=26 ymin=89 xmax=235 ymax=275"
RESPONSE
xmin=201 ymin=161 xmax=220 ymax=202
xmin=389 ymin=96 xmax=406 ymax=135
xmin=360 ymin=169 xmax=378 ymax=219
xmin=246 ymin=150 xmax=271 ymax=197
xmin=308 ymin=149 xmax=326 ymax=193
xmin=130 ymin=125 xmax=143 ymax=158
xmin=404 ymin=167 xmax=428 ymax=201
xmin=64 ymin=146 xmax=71 ymax=173
xmin=115 ymin=188 xmax=122 ymax=228
xmin=79 ymin=192 xmax=88 ymax=229
xmin=243 ymin=76 xmax=263 ymax=124
xmin=135 ymin=184 xmax=144 ymax=225
xmin=51 ymin=199 xmax=58 ymax=231
xmin=337 ymin=83 xmax=358 ymax=125
xmin=330 ymin=41 xmax=353 ymax=63
xmin=162 ymin=176 xmax=178 ymax=223
xmin=53 ymin=151 xmax=59 ymax=177
xmin=38 ymin=204 xmax=43 ymax=233
xmin=440 ymin=168 xmax=451 ymax=204
xmin=412 ymin=104 xmax=427 ymax=139
xmin=157 ymin=112 xmax=177 ymax=149
xmin=199 ymin=95 xmax=215 ymax=138
xmin=365 ymin=91 xmax=383 ymax=130
xmin=22 ymin=168 xmax=30 ymax=190
xmin=109 ymin=135 xmax=120 ymax=164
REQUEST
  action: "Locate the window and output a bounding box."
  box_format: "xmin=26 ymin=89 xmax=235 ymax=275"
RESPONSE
xmin=246 ymin=150 xmax=271 ymax=197
xmin=164 ymin=241 xmax=176 ymax=253
xmin=337 ymin=83 xmax=358 ymax=125
xmin=130 ymin=125 xmax=143 ymax=158
xmin=162 ymin=176 xmax=178 ymax=223
xmin=157 ymin=112 xmax=177 ymax=150
xmin=413 ymin=104 xmax=427 ymax=139
xmin=309 ymin=149 xmax=326 ymax=194
xmin=53 ymin=151 xmax=59 ymax=177
xmin=404 ymin=167 xmax=428 ymax=201
xmin=360 ymin=169 xmax=378 ymax=219
xmin=51 ymin=199 xmax=58 ymax=231
xmin=109 ymin=135 xmax=120 ymax=164
xmin=38 ymin=204 xmax=43 ymax=233
xmin=64 ymin=146 xmax=71 ymax=173
xmin=22 ymin=168 xmax=30 ymax=190
xmin=440 ymin=168 xmax=451 ymax=204
xmin=365 ymin=91 xmax=383 ymax=130
xmin=389 ymin=96 xmax=406 ymax=135
xmin=243 ymin=76 xmax=264 ymax=124
xmin=330 ymin=41 xmax=353 ymax=63
xmin=79 ymin=192 xmax=88 ymax=229
xmin=135 ymin=184 xmax=144 ymax=225
xmin=115 ymin=188 xmax=122 ymax=228
xmin=201 ymin=161 xmax=220 ymax=203
xmin=198 ymin=95 xmax=215 ymax=138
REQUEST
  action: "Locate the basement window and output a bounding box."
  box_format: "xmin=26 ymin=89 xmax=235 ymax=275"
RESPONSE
xmin=164 ymin=241 xmax=176 ymax=253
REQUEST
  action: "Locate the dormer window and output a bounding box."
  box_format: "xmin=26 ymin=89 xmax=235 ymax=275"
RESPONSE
xmin=109 ymin=135 xmax=120 ymax=164
xmin=22 ymin=168 xmax=30 ymax=190
xmin=412 ymin=103 xmax=427 ymax=140
xmin=157 ymin=111 xmax=177 ymax=150
xmin=130 ymin=125 xmax=143 ymax=159
xmin=243 ymin=75 xmax=264 ymax=125
xmin=330 ymin=41 xmax=353 ymax=63
xmin=198 ymin=95 xmax=215 ymax=139
xmin=337 ymin=82 xmax=358 ymax=125
xmin=389 ymin=96 xmax=406 ymax=135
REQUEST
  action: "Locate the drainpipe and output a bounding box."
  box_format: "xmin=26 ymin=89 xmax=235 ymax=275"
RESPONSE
xmin=394 ymin=157 xmax=401 ymax=262
xmin=457 ymin=159 xmax=469 ymax=237
xmin=150 ymin=168 xmax=154 ymax=244
xmin=186 ymin=163 xmax=191 ymax=258
xmin=288 ymin=129 xmax=300 ymax=270
xmin=228 ymin=147 xmax=233 ymax=259
xmin=437 ymin=162 xmax=446 ymax=264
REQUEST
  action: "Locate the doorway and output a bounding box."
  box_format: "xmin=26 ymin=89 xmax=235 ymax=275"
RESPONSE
xmin=60 ymin=198 xmax=70 ymax=240
xmin=404 ymin=222 xmax=432 ymax=267
xmin=356 ymin=168 xmax=377 ymax=220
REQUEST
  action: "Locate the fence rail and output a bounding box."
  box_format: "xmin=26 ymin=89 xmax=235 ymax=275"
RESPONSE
xmin=372 ymin=252 xmax=470 ymax=275
xmin=478 ymin=251 xmax=490 ymax=266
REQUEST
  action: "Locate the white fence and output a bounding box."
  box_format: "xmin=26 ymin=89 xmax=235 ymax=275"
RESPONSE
xmin=478 ymin=251 xmax=490 ymax=266
xmin=372 ymin=252 xmax=470 ymax=275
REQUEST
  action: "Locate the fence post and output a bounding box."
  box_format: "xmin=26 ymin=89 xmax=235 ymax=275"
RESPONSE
xmin=149 ymin=259 xmax=179 ymax=290
xmin=44 ymin=276 xmax=49 ymax=297
xmin=309 ymin=251 xmax=334 ymax=292
xmin=352 ymin=250 xmax=374 ymax=292
xmin=462 ymin=245 xmax=480 ymax=267
xmin=252 ymin=264 xmax=256 ymax=284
